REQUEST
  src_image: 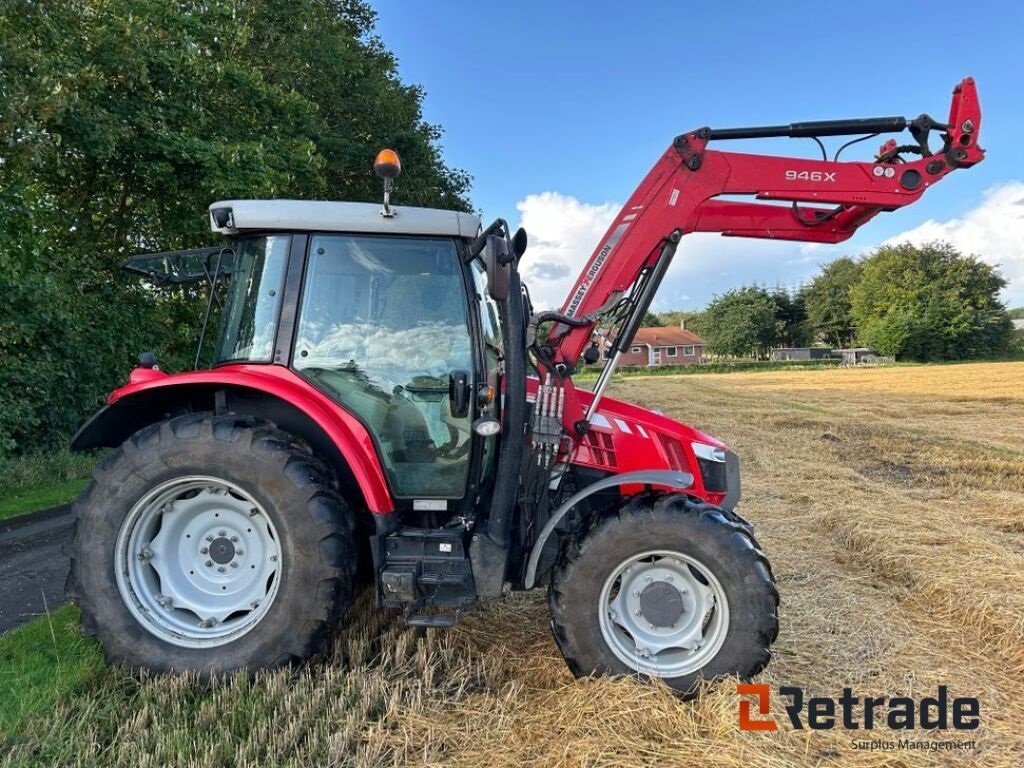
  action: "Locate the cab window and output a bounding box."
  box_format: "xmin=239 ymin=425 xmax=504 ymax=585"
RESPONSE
xmin=293 ymin=234 xmax=474 ymax=498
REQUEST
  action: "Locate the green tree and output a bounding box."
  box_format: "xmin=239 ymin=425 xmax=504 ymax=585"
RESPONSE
xmin=804 ymin=257 xmax=863 ymax=348
xmin=850 ymin=242 xmax=1012 ymax=361
xmin=770 ymin=286 xmax=812 ymax=348
xmin=640 ymin=312 xmax=664 ymax=327
xmin=702 ymin=287 xmax=780 ymax=359
xmin=0 ymin=0 xmax=470 ymax=457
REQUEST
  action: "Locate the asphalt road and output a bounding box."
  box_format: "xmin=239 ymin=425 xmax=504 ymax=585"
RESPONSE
xmin=0 ymin=505 xmax=73 ymax=634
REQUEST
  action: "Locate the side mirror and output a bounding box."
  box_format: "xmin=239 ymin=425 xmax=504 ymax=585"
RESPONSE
xmin=482 ymin=234 xmax=511 ymax=301
xmin=511 ymin=227 xmax=528 ymax=260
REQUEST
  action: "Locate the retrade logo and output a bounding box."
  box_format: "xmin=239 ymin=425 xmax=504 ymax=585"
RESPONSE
xmin=737 ymin=683 xmax=777 ymax=731
xmin=737 ymin=684 xmax=980 ymax=732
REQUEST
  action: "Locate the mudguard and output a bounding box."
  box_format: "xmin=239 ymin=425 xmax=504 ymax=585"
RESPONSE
xmin=71 ymin=364 xmax=394 ymax=514
xmin=523 ymin=469 xmax=693 ymax=589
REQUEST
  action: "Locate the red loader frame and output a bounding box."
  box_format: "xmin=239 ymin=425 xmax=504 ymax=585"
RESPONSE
xmin=538 ymin=77 xmax=982 ymax=431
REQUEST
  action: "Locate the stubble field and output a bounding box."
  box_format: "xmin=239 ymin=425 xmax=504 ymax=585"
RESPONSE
xmin=4 ymin=362 xmax=1024 ymax=767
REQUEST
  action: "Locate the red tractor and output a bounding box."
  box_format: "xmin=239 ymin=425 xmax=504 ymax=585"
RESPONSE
xmin=68 ymin=80 xmax=982 ymax=694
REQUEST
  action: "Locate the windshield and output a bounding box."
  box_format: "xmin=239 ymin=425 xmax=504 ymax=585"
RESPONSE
xmin=215 ymin=235 xmax=291 ymax=364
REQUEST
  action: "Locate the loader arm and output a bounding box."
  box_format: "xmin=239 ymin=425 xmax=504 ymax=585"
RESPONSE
xmin=548 ymin=77 xmax=984 ymax=369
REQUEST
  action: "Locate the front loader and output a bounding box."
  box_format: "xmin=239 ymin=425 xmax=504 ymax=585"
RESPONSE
xmin=68 ymin=79 xmax=983 ymax=694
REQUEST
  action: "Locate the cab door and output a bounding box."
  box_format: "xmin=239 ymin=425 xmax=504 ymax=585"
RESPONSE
xmin=292 ymin=233 xmax=476 ymax=500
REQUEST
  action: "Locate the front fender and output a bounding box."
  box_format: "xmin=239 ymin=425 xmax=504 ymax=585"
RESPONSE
xmin=71 ymin=365 xmax=394 ymax=514
xmin=523 ymin=469 xmax=694 ymax=589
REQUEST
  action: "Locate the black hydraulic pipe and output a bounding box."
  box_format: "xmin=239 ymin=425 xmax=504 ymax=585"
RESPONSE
xmin=708 ymin=115 xmax=908 ymax=140
xmin=612 ymin=232 xmax=681 ymax=354
xmin=486 ymin=267 xmax=527 ymax=549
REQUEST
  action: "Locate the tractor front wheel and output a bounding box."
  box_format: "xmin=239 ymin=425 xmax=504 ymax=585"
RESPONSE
xmin=67 ymin=413 xmax=356 ymax=676
xmin=548 ymin=492 xmax=778 ymax=696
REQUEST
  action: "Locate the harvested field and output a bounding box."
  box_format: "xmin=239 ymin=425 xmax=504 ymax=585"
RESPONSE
xmin=4 ymin=362 xmax=1024 ymax=767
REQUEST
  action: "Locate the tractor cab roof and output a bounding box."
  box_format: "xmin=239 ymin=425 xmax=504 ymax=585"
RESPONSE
xmin=208 ymin=200 xmax=481 ymax=240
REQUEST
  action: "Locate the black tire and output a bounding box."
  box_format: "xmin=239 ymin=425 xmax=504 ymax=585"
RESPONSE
xmin=66 ymin=413 xmax=357 ymax=676
xmin=549 ymin=492 xmax=778 ymax=696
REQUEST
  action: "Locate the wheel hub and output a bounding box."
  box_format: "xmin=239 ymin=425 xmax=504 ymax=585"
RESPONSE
xmin=114 ymin=476 xmax=282 ymax=649
xmin=639 ymin=581 xmax=685 ymax=628
xmin=209 ymin=537 xmax=235 ymax=564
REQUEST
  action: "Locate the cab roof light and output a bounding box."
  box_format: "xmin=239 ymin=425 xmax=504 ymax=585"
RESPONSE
xmin=374 ymin=149 xmax=402 ymax=219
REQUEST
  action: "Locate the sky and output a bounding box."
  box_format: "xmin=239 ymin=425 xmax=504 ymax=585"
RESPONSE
xmin=371 ymin=1 xmax=1024 ymax=310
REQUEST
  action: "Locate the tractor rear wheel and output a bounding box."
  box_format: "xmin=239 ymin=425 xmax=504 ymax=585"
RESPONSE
xmin=548 ymin=492 xmax=778 ymax=696
xmin=67 ymin=413 xmax=356 ymax=676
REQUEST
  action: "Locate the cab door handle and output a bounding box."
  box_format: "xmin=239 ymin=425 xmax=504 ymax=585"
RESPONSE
xmin=449 ymin=370 xmax=470 ymax=418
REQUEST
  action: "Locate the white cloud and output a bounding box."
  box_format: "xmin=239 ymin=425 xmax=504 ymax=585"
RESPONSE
xmin=514 ymin=183 xmax=1024 ymax=311
xmin=883 ymin=182 xmax=1024 ymax=306
xmin=515 ymin=192 xmax=619 ymax=309
xmin=515 ymin=192 xmax=828 ymax=310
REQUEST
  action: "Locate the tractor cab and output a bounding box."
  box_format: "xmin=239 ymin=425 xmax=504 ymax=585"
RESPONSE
xmin=125 ymin=198 xmax=505 ymax=521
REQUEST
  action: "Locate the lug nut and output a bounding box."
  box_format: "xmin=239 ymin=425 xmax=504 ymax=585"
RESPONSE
xmin=632 ymin=590 xmax=640 ymax=597
xmin=645 ymin=576 xmax=653 ymax=583
xmin=230 ymin=562 xmax=238 ymax=568
xmin=236 ymin=549 xmax=244 ymax=556
xmin=230 ymin=536 xmax=238 ymax=543
xmin=206 ymin=535 xmax=214 ymax=542
xmin=218 ymin=530 xmax=226 ymax=537
xmin=200 ymin=547 xmax=209 ymax=555
xmin=665 ymin=575 xmax=673 ymax=582
xmin=217 ymin=566 xmax=226 ymax=573
xmin=270 ymin=555 xmax=278 ymax=562
xmin=250 ymin=601 xmax=260 ymax=609
xmin=635 ymin=609 xmax=642 ymax=616
xmin=205 ymin=560 xmax=213 ymax=567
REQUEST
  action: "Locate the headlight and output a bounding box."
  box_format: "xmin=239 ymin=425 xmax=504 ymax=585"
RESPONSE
xmin=692 ymin=442 xmax=728 ymax=492
xmin=692 ymin=442 xmax=727 ymax=463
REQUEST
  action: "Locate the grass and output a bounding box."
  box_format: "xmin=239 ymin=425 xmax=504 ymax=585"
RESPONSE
xmin=3 ymin=363 xmax=1024 ymax=766
xmin=0 ymin=479 xmax=90 ymax=522
xmin=575 ymin=357 xmax=848 ymax=380
xmin=0 ymin=449 xmax=98 ymax=522
xmin=0 ymin=606 xmax=106 ymax=738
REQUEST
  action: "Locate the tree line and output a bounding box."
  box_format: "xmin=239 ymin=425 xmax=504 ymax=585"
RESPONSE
xmin=0 ymin=0 xmax=471 ymax=458
xmin=646 ymin=242 xmax=1017 ymax=361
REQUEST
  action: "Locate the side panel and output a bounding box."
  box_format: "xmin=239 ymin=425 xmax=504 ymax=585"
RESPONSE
xmin=533 ymin=378 xmax=730 ymax=506
xmin=73 ymin=365 xmax=394 ymax=514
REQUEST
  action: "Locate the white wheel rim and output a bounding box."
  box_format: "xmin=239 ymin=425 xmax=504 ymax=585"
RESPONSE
xmin=598 ymin=549 xmax=730 ymax=678
xmin=114 ymin=475 xmax=282 ymax=649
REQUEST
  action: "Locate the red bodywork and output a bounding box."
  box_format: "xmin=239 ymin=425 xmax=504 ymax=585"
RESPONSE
xmin=104 ymin=79 xmax=981 ymax=517
xmin=108 ymin=365 xmax=727 ymax=513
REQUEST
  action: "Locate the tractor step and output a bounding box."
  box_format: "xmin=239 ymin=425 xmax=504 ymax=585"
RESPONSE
xmin=405 ymin=612 xmax=459 ymax=628
xmin=375 ymin=527 xmax=477 ymax=612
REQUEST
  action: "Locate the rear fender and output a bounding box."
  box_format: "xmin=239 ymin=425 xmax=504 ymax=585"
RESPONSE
xmin=71 ymin=368 xmax=394 ymax=514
